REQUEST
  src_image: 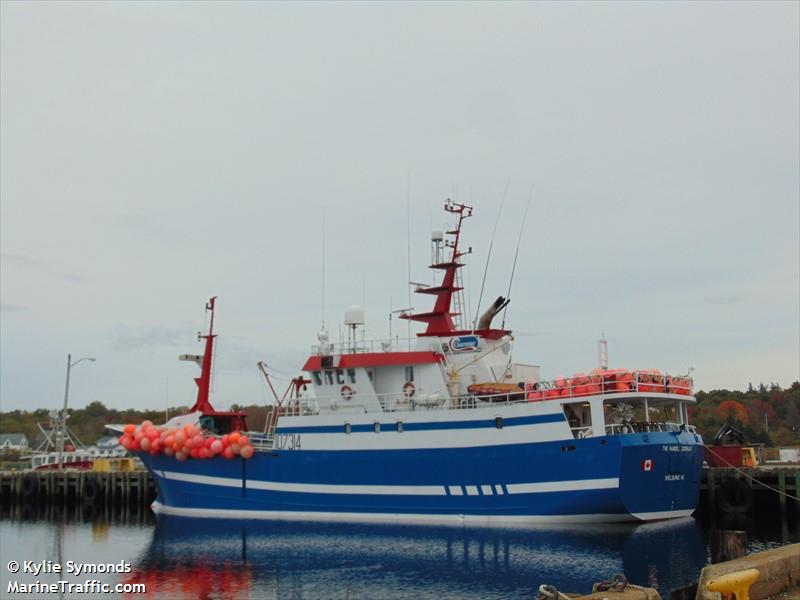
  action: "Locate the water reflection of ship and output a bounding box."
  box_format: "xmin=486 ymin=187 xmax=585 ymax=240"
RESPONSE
xmin=127 ymin=516 xmax=707 ymax=598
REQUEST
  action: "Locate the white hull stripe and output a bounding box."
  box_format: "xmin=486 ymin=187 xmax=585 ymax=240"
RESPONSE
xmin=630 ymin=509 xmax=695 ymax=520
xmin=505 ymin=478 xmax=619 ymax=494
xmin=151 ymin=501 xmax=694 ymax=525
xmin=159 ymin=470 xmax=619 ymax=496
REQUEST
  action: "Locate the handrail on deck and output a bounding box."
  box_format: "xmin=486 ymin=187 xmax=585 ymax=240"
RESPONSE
xmin=604 ymin=422 xmax=696 ymax=435
xmin=267 ymin=372 xmax=694 ymax=425
xmin=311 ymin=337 xmax=439 ymax=356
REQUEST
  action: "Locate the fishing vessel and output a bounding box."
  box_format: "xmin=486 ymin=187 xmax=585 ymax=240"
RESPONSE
xmin=125 ymin=200 xmax=703 ymax=524
xmin=28 ymin=411 xmax=127 ymax=470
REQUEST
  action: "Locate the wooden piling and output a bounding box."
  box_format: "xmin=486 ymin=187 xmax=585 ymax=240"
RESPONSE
xmin=795 ymin=471 xmax=800 ymax=512
xmin=710 ymin=530 xmax=747 ymax=563
xmin=707 ymin=468 xmax=716 ymax=512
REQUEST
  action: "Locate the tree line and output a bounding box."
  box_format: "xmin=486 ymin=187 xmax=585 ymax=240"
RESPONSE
xmin=691 ymin=381 xmax=800 ymax=446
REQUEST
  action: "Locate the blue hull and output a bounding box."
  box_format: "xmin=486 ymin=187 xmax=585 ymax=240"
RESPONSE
xmin=139 ymin=430 xmax=703 ymax=524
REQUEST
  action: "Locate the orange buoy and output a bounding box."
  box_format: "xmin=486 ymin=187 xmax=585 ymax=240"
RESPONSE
xmin=525 ymin=380 xmax=542 ymax=401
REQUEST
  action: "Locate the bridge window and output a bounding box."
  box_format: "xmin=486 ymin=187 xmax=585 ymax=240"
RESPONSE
xmin=602 ymin=398 xmax=653 ymax=433
xmin=312 ymin=371 xmax=322 ymax=385
xmin=405 ymin=366 xmax=414 ymax=382
xmin=563 ymin=402 xmax=593 ymax=439
xmin=347 ymin=369 xmax=356 ymax=383
xmin=336 ymin=369 xmax=345 ymax=384
xmin=324 ymin=371 xmax=334 ymax=385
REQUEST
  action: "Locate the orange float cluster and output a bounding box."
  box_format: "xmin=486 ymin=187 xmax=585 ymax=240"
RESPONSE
xmin=118 ymin=421 xmax=255 ymax=460
xmin=525 ymin=369 xmax=692 ymax=401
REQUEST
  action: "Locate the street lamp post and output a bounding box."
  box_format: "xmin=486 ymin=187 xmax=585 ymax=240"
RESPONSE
xmin=57 ymin=353 xmax=96 ymax=470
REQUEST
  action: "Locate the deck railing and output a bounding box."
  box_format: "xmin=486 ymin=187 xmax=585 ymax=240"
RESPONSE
xmin=311 ymin=338 xmax=438 ymax=356
xmin=567 ymin=421 xmax=697 ymax=440
xmin=603 ymin=422 xmax=696 ymax=435
xmin=266 ymin=371 xmax=694 ymax=423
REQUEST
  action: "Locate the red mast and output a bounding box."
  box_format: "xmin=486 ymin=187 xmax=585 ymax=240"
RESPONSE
xmin=401 ymin=201 xmax=471 ymax=336
xmin=401 ymin=200 xmax=511 ymax=340
xmin=189 ymin=296 xmax=217 ymax=413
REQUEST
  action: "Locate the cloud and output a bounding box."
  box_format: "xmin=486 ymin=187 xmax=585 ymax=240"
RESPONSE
xmin=0 ymin=303 xmax=29 ymax=312
xmin=0 ymin=253 xmax=86 ymax=284
xmin=107 ymin=212 xmax=170 ymax=240
xmin=109 ymin=325 xmax=189 ymax=352
xmin=707 ymin=295 xmax=742 ymax=306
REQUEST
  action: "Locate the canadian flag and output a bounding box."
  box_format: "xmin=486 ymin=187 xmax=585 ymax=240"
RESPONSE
xmin=642 ymin=459 xmax=654 ymax=472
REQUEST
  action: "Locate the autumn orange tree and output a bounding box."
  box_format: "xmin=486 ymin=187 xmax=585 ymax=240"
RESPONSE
xmin=717 ymin=399 xmax=749 ymax=425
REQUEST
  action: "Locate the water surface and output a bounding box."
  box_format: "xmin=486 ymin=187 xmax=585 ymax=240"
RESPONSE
xmin=0 ymin=505 xmax=795 ymax=599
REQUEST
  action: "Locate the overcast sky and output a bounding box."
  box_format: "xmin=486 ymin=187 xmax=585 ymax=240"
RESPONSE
xmin=1 ymin=1 xmax=798 ymax=413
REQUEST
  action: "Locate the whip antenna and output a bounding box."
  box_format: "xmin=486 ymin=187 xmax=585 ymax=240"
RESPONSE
xmin=473 ymin=182 xmax=508 ymax=331
xmin=501 ymin=188 xmax=532 ymax=329
xmin=321 ymin=206 xmax=327 ymax=331
xmin=406 ymin=175 xmax=412 ymax=349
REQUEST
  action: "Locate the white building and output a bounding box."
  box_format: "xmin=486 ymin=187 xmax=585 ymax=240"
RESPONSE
xmin=0 ymin=434 xmax=29 ymax=451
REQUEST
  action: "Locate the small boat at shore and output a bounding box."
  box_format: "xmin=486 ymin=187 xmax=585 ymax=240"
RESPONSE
xmin=121 ymin=200 xmax=704 ymax=524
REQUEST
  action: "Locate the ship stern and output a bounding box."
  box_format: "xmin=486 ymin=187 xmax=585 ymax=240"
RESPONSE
xmin=616 ymin=430 xmax=704 ymax=521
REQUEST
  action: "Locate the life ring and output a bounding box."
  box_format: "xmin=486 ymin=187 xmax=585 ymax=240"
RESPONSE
xmin=717 ymin=478 xmax=753 ymax=514
xmin=403 ymin=382 xmax=416 ymax=398
xmin=340 ymin=385 xmax=354 ymax=401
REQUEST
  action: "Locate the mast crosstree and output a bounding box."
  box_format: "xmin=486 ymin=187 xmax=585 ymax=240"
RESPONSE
xmin=401 ymin=200 xmax=472 ymax=336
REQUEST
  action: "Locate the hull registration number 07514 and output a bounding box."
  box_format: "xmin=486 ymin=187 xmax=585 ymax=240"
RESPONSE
xmin=274 ymin=434 xmax=302 ymax=450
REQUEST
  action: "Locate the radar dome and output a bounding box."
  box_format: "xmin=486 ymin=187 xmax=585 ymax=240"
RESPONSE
xmin=344 ymin=305 xmax=365 ymax=325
